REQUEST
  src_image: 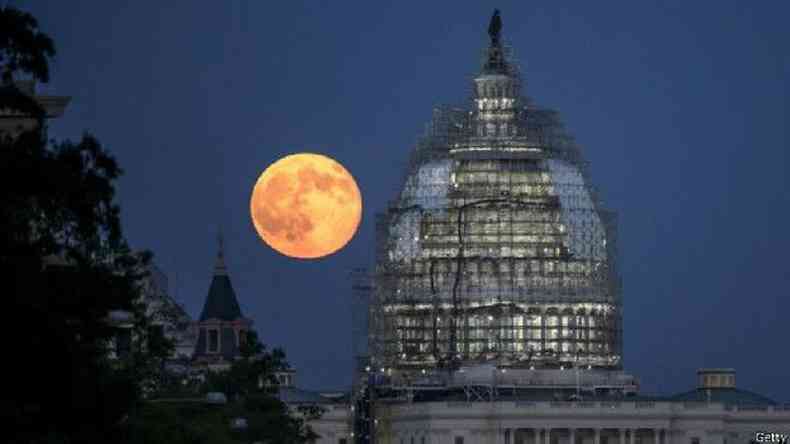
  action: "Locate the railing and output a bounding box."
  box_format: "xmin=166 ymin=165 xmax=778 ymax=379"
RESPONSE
xmin=410 ymin=400 xmax=790 ymax=415
xmin=737 ymin=405 xmax=771 ymax=411
xmin=451 ymin=376 xmax=636 ymax=388
xmin=447 ymin=401 xmax=475 ymax=408
xmin=515 ymin=401 xmax=537 ymax=407
xmin=682 ymin=401 xmax=715 ymax=409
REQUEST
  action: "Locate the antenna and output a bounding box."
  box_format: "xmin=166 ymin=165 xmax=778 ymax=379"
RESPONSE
xmin=217 ymin=226 xmax=224 ymax=259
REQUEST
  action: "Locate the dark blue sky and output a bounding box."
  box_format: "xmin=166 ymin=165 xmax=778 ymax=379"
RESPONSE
xmin=24 ymin=1 xmax=789 ymax=399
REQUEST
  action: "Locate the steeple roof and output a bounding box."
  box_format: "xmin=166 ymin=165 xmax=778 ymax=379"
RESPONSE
xmin=198 ymin=233 xmax=243 ymax=322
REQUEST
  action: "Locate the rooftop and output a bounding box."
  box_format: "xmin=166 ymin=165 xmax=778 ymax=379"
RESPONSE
xmin=198 ymin=234 xmax=244 ymax=322
xmin=670 ymin=387 xmax=776 ymax=406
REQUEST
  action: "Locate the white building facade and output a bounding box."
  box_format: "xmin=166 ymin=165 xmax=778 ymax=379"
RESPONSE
xmin=378 ymin=400 xmax=789 ymax=444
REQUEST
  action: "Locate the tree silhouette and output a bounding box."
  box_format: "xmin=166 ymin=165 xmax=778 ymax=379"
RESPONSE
xmin=0 ymin=5 xmax=55 ymax=83
xmin=1 ymin=6 xmax=152 ymax=442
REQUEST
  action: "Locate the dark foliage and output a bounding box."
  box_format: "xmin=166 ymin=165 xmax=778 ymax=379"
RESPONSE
xmin=2 ymin=6 xmax=322 ymax=443
xmin=0 ymin=6 xmax=55 ymax=83
xmin=0 ymin=6 xmax=150 ymax=442
xmin=122 ymin=402 xmax=236 ymax=444
xmin=0 ymin=129 xmax=151 ymax=443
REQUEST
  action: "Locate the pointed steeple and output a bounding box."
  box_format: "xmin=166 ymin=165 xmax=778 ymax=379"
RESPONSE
xmin=199 ymin=232 xmax=243 ymax=321
xmin=214 ymin=230 xmax=227 ymax=276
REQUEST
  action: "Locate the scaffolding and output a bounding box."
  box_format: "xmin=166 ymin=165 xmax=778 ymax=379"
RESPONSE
xmin=367 ymin=34 xmax=622 ymax=379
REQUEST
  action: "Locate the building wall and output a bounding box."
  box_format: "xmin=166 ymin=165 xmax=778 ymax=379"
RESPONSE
xmin=193 ymin=318 xmax=252 ymax=363
xmin=0 ymin=80 xmax=69 ymax=137
xmin=303 ymin=405 xmax=351 ymax=444
xmin=376 ymin=401 xmax=790 ymax=444
xmin=141 ymin=263 xmax=197 ymax=359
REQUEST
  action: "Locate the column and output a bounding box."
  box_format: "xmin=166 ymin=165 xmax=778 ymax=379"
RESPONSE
xmin=569 ymin=428 xmax=575 ymax=444
xmin=619 ymin=429 xmax=625 ymax=444
xmin=540 ymin=311 xmax=547 ymax=352
xmin=629 ymin=429 xmax=636 ymax=444
xmin=544 ymin=428 xmax=551 ymax=444
xmin=594 ymin=429 xmax=601 ymax=444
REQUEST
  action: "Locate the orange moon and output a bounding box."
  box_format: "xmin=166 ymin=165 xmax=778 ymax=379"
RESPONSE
xmin=250 ymin=153 xmax=362 ymax=259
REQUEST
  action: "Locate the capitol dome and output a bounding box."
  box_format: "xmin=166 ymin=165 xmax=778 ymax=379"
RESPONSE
xmin=369 ymin=10 xmax=622 ymax=373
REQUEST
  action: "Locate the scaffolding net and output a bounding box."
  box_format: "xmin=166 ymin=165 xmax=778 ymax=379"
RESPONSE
xmin=368 ymin=39 xmax=623 ymax=375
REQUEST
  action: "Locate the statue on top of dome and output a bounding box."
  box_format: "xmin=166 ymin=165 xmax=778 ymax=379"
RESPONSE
xmin=488 ymin=9 xmax=502 ymax=46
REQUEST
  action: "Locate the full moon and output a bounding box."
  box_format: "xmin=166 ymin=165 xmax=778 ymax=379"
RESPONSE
xmin=250 ymin=153 xmax=362 ymax=259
